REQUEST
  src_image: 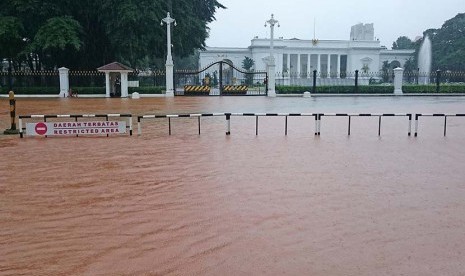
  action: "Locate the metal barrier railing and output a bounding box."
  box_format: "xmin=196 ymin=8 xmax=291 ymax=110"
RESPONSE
xmin=138 ymin=113 xmax=417 ymax=136
xmin=138 ymin=113 xmax=319 ymax=136
xmin=18 ymin=114 xmax=133 ymax=138
xmin=320 ymin=113 xmax=413 ymax=136
xmin=15 ymin=112 xmax=465 ymax=138
xmin=414 ymin=113 xmax=465 ymax=137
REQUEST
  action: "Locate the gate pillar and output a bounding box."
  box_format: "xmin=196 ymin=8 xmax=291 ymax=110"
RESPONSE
xmin=263 ymin=56 xmax=276 ymax=97
xmin=121 ymin=72 xmax=129 ymax=98
xmin=165 ymin=61 xmax=174 ymax=97
xmin=58 ymin=67 xmax=69 ymax=97
xmin=393 ymin=67 xmax=404 ymax=95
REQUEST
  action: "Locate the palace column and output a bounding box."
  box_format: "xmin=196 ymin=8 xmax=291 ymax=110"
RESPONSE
xmin=317 ymin=54 xmax=321 ymax=75
xmin=337 ymin=54 xmax=341 ymax=78
xmin=297 ymin=54 xmax=301 ymax=78
xmin=307 ymin=54 xmax=311 ymax=77
xmin=287 ymin=54 xmax=291 ymax=76
xmin=327 ymin=54 xmax=331 ymax=77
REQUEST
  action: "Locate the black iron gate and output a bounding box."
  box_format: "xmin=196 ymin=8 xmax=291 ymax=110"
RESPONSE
xmin=174 ymin=61 xmax=267 ymax=96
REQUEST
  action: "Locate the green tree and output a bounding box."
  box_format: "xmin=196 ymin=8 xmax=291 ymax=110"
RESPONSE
xmin=392 ymin=36 xmax=414 ymax=49
xmin=406 ymin=13 xmax=465 ymax=71
xmin=425 ymin=13 xmax=465 ymax=70
xmin=404 ymin=58 xmax=416 ymax=71
xmin=0 ymin=0 xmax=225 ymax=70
xmin=32 ymin=16 xmax=83 ymax=68
xmin=242 ymin=56 xmax=254 ymax=85
xmin=174 ymin=50 xmax=200 ymax=70
xmin=212 ymin=71 xmax=218 ymax=86
xmin=403 ymin=57 xmax=416 ymax=82
xmin=381 ymin=60 xmax=389 ymax=82
xmin=242 ymin=56 xmax=254 ymax=71
xmin=0 ymin=16 xmax=25 ymax=69
xmin=361 ymin=64 xmax=369 ymax=74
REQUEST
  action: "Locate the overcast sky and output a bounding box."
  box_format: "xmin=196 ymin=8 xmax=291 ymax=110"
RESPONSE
xmin=205 ymin=0 xmax=464 ymax=49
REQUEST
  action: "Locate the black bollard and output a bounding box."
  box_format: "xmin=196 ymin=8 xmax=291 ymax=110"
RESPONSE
xmin=312 ymin=70 xmax=317 ymax=94
xmin=225 ymin=113 xmax=231 ymax=135
xmin=436 ymin=69 xmax=441 ymax=93
xmin=416 ymin=68 xmax=419 ymax=85
xmin=4 ymin=91 xmax=20 ymax=135
xmin=219 ymin=62 xmax=223 ymax=96
xmin=264 ymin=76 xmax=268 ymax=96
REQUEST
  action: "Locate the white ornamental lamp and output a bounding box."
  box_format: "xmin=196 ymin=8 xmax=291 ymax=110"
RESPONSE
xmin=161 ymin=12 xmax=177 ymax=97
xmin=264 ymin=14 xmax=280 ymax=58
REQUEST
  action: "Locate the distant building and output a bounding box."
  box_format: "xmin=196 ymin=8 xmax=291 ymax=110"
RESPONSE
xmin=350 ymin=23 xmax=374 ymax=41
xmin=199 ymin=23 xmax=414 ymax=83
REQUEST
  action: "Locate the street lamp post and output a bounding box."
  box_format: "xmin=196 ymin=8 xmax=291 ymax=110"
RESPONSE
xmin=263 ymin=14 xmax=280 ymax=97
xmin=264 ymin=14 xmax=280 ymax=57
xmin=161 ymin=12 xmax=176 ymax=97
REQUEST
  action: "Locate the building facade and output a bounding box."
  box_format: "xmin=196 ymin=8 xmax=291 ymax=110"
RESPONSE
xmin=199 ymin=24 xmax=414 ymax=85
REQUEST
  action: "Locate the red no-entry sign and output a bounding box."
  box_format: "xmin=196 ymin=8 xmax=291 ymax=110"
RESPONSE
xmin=26 ymin=121 xmax=127 ymax=136
xmin=35 ymin=122 xmax=48 ymax=135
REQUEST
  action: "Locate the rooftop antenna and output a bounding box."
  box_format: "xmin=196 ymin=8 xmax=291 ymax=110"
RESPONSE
xmin=312 ymin=17 xmax=319 ymax=46
xmin=314 ymin=17 xmax=316 ymax=39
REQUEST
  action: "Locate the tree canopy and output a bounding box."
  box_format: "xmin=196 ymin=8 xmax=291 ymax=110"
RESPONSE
xmin=0 ymin=16 xmax=24 ymax=61
xmin=392 ymin=36 xmax=414 ymax=50
xmin=422 ymin=13 xmax=465 ymax=71
xmin=0 ymin=0 xmax=225 ymax=70
xmin=393 ymin=13 xmax=465 ymax=71
xmin=242 ymin=56 xmax=254 ymax=71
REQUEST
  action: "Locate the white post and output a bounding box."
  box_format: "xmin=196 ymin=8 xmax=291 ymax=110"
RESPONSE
xmin=128 ymin=116 xmax=133 ymax=135
xmin=58 ymin=67 xmax=69 ymax=97
xmin=162 ymin=12 xmax=176 ymax=97
xmin=225 ymin=114 xmax=231 ymax=135
xmin=267 ymin=61 xmax=276 ymax=96
xmin=265 ymin=14 xmax=280 ymax=97
xmin=121 ymin=72 xmax=128 ymax=97
xmin=393 ymin=67 xmax=404 ymax=95
xmin=105 ymin=72 xmax=110 ymax=98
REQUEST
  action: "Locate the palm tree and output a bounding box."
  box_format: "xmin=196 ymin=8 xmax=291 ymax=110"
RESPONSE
xmin=381 ymin=61 xmax=389 ymax=82
xmin=403 ymin=58 xmax=416 ymax=83
xmin=242 ymin=57 xmax=255 ymax=85
xmin=361 ymin=64 xmax=370 ymax=74
xmin=242 ymin=56 xmax=255 ymax=71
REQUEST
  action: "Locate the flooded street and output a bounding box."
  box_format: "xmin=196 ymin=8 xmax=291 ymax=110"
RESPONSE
xmin=1 ymin=96 xmax=465 ymax=275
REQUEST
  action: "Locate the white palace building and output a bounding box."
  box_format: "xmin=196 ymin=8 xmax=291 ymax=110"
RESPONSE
xmin=199 ymin=23 xmax=415 ymax=84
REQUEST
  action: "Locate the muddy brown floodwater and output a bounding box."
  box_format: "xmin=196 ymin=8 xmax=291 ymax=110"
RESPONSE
xmin=1 ymin=96 xmax=465 ymax=275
